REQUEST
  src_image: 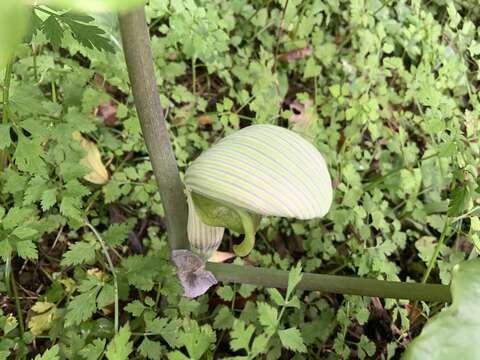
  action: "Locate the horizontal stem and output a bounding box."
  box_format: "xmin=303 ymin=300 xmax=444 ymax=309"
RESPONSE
xmin=206 ymin=263 xmax=451 ymax=302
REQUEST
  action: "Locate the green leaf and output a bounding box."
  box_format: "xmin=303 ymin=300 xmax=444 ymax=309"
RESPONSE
xmin=80 ymin=339 xmax=106 ymax=360
xmin=286 ymin=262 xmax=303 ymax=299
xmin=402 ymin=260 xmax=480 ymax=360
xmin=138 ymin=338 xmax=163 ymax=360
xmin=34 ymin=345 xmax=60 ymax=360
xmin=16 ymin=240 xmax=38 ymax=260
xmin=105 ymin=324 xmax=133 ymax=360
xmin=124 ymin=300 xmax=145 ymax=317
xmin=0 ymin=124 xmax=11 ymax=149
xmin=178 ymin=321 xmax=212 ymax=360
xmin=213 ymin=306 xmax=234 ymax=330
xmin=230 ymin=320 xmax=255 ymax=352
xmin=60 ymin=196 xmax=83 ymax=220
xmin=42 ymin=15 xmax=64 ymax=48
xmin=2 ymin=207 xmax=35 ymax=230
xmin=61 ymin=12 xmax=114 ymax=52
xmin=257 ymin=302 xmax=278 ymax=331
xmin=64 ymin=286 xmax=101 ymax=327
xmin=41 ymin=189 xmax=58 ymax=211
xmin=217 ymin=285 xmax=234 ymax=301
xmin=278 ymin=328 xmax=307 ymax=353
xmin=11 ymin=226 xmax=38 ymax=239
xmin=61 ymin=242 xmax=96 ymax=266
xmin=102 ymin=223 xmax=131 ymax=247
xmin=448 ymin=186 xmax=470 ymax=217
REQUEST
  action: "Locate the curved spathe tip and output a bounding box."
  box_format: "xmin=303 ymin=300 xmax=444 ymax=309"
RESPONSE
xmin=185 ymin=124 xmax=333 ymax=220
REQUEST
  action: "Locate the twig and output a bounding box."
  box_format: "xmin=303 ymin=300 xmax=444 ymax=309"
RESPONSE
xmin=86 ymin=221 xmax=119 ymax=334
xmin=422 ymin=218 xmax=451 ymax=284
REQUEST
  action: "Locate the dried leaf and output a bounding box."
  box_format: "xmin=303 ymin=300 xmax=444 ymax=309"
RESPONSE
xmin=96 ymin=100 xmax=118 ymax=127
xmin=277 ymin=47 xmax=312 ymax=63
xmin=73 ymin=132 xmax=109 ymax=184
xmin=197 ymin=114 xmax=215 ymax=126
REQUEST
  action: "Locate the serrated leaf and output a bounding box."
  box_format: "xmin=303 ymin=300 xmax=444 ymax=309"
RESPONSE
xmin=138 ymin=338 xmax=163 ymax=360
xmin=34 ymin=345 xmax=60 ymax=360
xmin=278 ymin=328 xmax=307 ymax=353
xmin=64 ymin=286 xmax=100 ymax=327
xmin=61 ymin=13 xmax=114 ymax=52
xmin=448 ymin=186 xmax=470 ymax=217
xmin=217 ymin=285 xmax=234 ymax=301
xmin=287 ymin=262 xmax=303 ymax=299
xmin=257 ymin=302 xmax=278 ymax=330
xmin=230 ymin=320 xmax=255 ymax=352
xmin=11 ymin=226 xmax=38 ymax=239
xmin=124 ymin=300 xmax=145 ymax=317
xmin=42 ymin=15 xmax=64 ymax=47
xmin=102 ymin=223 xmax=130 ymax=247
xmin=80 ymin=339 xmax=106 ymax=360
xmin=16 ymin=240 xmax=38 ymax=260
xmin=62 ymin=241 xmax=97 ymax=267
xmin=2 ymin=207 xmax=36 ymax=230
xmin=60 ymin=196 xmax=82 ymax=220
xmin=267 ymin=288 xmax=285 ymax=306
xmin=41 ymin=189 xmax=57 ymax=211
xmin=105 ymin=324 xmax=133 ymax=360
xmin=73 ymin=132 xmax=109 ymax=184
xmin=402 ymin=260 xmax=480 ymax=360
xmin=213 ymin=306 xmax=234 ymax=330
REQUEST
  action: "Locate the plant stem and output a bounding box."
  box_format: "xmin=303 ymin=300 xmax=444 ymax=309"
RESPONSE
xmin=86 ymin=221 xmax=119 ymax=334
xmin=118 ymin=7 xmax=189 ymax=250
xmin=1 ymin=60 xmax=13 ymax=171
xmin=206 ymin=263 xmax=451 ymax=302
xmin=422 ymin=218 xmax=451 ymax=284
xmin=11 ymin=272 xmax=25 ymax=336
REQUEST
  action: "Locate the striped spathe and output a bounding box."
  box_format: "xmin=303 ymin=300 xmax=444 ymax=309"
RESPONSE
xmin=187 ymin=192 xmax=225 ymax=259
xmin=185 ymin=124 xmax=333 ymax=220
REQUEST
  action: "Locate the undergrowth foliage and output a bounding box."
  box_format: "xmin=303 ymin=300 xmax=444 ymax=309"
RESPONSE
xmin=0 ymin=0 xmax=479 ymax=359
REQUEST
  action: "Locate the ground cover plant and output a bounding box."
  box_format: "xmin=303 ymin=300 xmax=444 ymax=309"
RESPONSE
xmin=0 ymin=0 xmax=479 ymax=359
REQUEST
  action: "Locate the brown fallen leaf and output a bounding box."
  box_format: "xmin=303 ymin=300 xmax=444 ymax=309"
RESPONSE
xmin=197 ymin=114 xmax=216 ymax=126
xmin=73 ymin=132 xmax=109 ymax=184
xmin=95 ymin=100 xmax=118 ymax=127
xmin=277 ymin=47 xmax=312 ymax=63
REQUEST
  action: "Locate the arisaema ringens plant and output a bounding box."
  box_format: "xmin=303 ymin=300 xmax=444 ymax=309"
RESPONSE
xmin=173 ymin=124 xmax=333 ymax=297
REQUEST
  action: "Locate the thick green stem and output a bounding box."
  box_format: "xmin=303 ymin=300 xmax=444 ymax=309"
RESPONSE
xmin=118 ymin=8 xmax=189 ymax=250
xmin=206 ymin=263 xmax=451 ymax=302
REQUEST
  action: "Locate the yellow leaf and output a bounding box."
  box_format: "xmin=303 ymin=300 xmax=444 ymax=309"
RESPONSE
xmin=28 ymin=302 xmax=58 ymax=336
xmin=31 ymin=301 xmax=54 ymax=313
xmin=73 ymin=132 xmax=109 ymax=184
